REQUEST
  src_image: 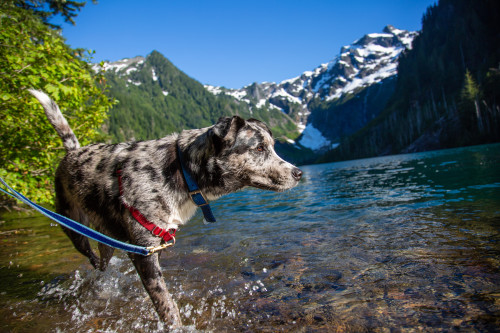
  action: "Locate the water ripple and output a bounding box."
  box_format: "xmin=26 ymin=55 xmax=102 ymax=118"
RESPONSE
xmin=1 ymin=144 xmax=499 ymax=332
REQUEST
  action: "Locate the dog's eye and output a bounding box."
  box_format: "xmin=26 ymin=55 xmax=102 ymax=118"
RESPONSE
xmin=256 ymin=145 xmax=265 ymax=152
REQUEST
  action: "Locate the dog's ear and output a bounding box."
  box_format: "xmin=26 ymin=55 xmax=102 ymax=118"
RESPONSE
xmin=212 ymin=116 xmax=245 ymax=141
xmin=210 ymin=116 xmax=246 ymax=152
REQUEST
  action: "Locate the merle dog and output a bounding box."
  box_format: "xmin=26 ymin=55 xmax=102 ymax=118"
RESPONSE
xmin=29 ymin=90 xmax=302 ymax=327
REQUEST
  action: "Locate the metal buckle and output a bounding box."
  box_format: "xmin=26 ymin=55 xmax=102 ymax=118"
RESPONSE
xmin=146 ymin=239 xmax=175 ymax=255
xmin=189 ymin=190 xmax=209 ymax=207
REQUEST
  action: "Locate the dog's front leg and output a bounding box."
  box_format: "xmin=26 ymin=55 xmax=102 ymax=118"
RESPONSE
xmin=128 ymin=253 xmax=182 ymax=328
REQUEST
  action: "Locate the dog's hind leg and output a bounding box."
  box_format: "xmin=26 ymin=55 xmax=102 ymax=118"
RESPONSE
xmin=60 ymin=226 xmax=100 ymax=269
xmin=55 ymin=193 xmax=100 ymax=269
xmin=98 ymin=242 xmax=114 ymax=271
xmin=55 ymin=178 xmax=99 ymax=269
xmin=128 ymin=253 xmax=182 ymax=327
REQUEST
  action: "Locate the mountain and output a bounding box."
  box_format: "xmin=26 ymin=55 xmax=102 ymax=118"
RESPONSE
xmin=96 ymin=51 xmax=299 ymax=143
xmin=321 ymin=0 xmax=500 ymax=162
xmin=205 ymin=25 xmax=416 ymax=155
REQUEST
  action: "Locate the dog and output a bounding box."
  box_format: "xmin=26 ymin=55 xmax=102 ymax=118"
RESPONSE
xmin=29 ymin=90 xmax=302 ymax=327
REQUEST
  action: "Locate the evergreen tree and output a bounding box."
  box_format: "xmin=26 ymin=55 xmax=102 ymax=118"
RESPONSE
xmin=460 ymin=70 xmax=481 ymax=133
xmin=14 ymin=0 xmax=90 ymax=27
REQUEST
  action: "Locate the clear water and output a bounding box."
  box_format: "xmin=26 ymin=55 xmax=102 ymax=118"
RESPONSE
xmin=1 ymin=143 xmax=499 ymax=332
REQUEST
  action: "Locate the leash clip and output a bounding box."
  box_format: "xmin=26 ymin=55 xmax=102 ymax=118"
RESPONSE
xmin=146 ymin=239 xmax=175 ymax=255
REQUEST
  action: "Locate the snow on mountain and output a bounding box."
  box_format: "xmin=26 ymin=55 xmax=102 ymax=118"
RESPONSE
xmin=93 ymin=56 xmax=145 ymax=74
xmin=299 ymin=124 xmax=334 ymax=150
xmin=314 ymin=25 xmax=416 ymax=101
xmin=93 ymin=56 xmax=146 ymax=86
xmin=93 ymin=55 xmax=177 ymax=92
xmin=205 ymin=25 xmax=417 ymax=151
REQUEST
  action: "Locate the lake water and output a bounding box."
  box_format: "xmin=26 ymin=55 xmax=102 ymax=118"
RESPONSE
xmin=1 ymin=143 xmax=499 ymax=332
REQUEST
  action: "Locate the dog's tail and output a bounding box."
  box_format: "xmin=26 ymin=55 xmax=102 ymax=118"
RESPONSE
xmin=29 ymin=89 xmax=80 ymax=151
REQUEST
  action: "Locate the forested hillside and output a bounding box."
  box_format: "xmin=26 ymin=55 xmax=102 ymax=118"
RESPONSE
xmin=101 ymin=51 xmax=299 ymax=143
xmin=320 ymin=0 xmax=500 ymax=162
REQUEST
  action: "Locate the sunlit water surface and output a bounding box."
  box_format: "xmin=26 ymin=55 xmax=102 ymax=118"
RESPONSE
xmin=1 ymin=143 xmax=499 ymax=332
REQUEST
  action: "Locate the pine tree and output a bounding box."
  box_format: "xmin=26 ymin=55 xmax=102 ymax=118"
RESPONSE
xmin=14 ymin=0 xmax=90 ymax=27
xmin=460 ymin=70 xmax=481 ymax=133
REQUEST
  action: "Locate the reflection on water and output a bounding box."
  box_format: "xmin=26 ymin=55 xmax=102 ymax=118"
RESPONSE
xmin=1 ymin=143 xmax=499 ymax=332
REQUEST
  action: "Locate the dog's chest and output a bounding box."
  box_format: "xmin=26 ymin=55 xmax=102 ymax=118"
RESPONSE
xmin=167 ymin=200 xmax=198 ymax=229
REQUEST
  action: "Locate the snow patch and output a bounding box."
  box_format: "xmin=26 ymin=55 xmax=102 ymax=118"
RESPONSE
xmin=126 ymin=67 xmax=138 ymax=75
xmin=367 ymin=33 xmax=394 ymax=38
xmin=299 ymin=124 xmax=331 ymax=150
xmin=326 ymin=62 xmax=397 ymax=101
xmin=400 ymin=35 xmax=415 ymax=49
xmin=270 ymin=88 xmax=302 ymax=105
xmin=127 ymin=79 xmax=141 ymax=86
xmin=98 ymin=57 xmax=145 ymax=74
xmin=205 ymin=85 xmax=222 ymax=95
xmin=268 ymin=103 xmax=283 ymax=112
xmin=256 ymin=99 xmax=267 ymax=108
xmin=226 ymin=90 xmax=248 ymax=101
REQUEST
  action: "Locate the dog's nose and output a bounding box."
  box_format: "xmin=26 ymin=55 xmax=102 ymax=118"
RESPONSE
xmin=292 ymin=168 xmax=303 ymax=181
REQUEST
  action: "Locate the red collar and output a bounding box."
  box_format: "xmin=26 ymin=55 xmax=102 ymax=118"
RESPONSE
xmin=117 ymin=169 xmax=176 ymax=243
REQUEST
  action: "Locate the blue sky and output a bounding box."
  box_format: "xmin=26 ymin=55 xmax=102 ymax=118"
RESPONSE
xmin=54 ymin=0 xmax=436 ymax=89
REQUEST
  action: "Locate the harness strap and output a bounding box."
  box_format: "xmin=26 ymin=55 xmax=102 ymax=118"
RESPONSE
xmin=177 ymin=144 xmax=217 ymax=223
xmin=116 ymin=169 xmax=176 ymax=243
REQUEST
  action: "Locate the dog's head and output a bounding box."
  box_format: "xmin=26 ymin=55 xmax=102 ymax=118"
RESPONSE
xmin=209 ymin=116 xmax=302 ymax=192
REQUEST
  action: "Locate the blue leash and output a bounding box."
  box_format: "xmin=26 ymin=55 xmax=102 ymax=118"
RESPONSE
xmin=0 ymin=176 xmax=157 ymax=256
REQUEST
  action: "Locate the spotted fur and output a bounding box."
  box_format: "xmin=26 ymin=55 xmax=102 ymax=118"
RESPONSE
xmin=29 ymin=90 xmax=302 ymax=327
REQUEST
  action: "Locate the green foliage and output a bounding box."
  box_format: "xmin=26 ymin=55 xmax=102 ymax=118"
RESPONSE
xmin=0 ymin=1 xmax=114 ymax=205
xmin=459 ymin=70 xmax=481 ymax=130
xmin=462 ymin=70 xmax=480 ymax=101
